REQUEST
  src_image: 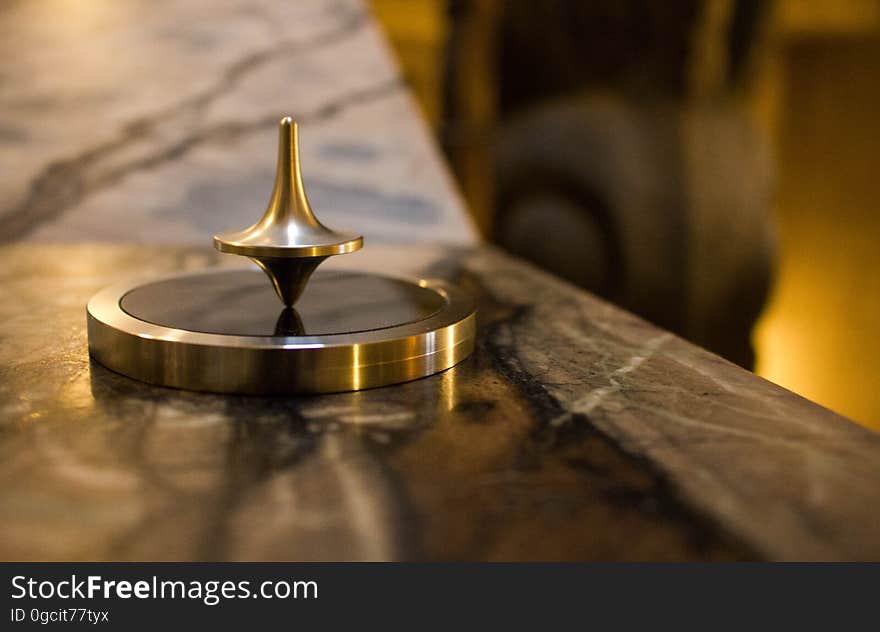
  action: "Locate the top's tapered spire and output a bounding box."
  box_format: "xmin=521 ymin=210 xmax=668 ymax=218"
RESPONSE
xmin=213 ymin=117 xmax=363 ymax=307
xmin=264 ymin=117 xmax=320 ymax=226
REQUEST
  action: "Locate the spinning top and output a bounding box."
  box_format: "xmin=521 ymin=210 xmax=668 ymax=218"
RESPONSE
xmin=214 ymin=117 xmax=362 ymax=307
xmin=86 ymin=117 xmax=476 ymax=394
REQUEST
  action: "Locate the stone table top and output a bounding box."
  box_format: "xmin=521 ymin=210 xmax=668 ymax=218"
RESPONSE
xmin=2 ymin=243 xmax=880 ymax=561
xmin=0 ymin=0 xmax=476 ymax=246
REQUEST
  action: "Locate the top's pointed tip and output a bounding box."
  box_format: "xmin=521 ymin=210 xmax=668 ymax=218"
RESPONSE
xmin=279 ymin=116 xmax=296 ymax=129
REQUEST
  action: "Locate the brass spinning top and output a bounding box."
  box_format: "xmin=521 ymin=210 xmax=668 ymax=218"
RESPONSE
xmin=213 ymin=117 xmax=363 ymax=306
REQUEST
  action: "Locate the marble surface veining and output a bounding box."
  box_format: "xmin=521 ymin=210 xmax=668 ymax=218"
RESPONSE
xmin=2 ymin=244 xmax=880 ymax=561
xmin=0 ymin=0 xmax=476 ymax=246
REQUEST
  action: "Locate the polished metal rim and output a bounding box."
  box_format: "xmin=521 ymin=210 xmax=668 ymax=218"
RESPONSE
xmin=213 ymin=234 xmax=363 ymax=258
xmin=87 ymin=268 xmax=476 ymax=394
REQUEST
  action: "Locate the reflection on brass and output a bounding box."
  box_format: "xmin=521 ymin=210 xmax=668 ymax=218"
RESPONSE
xmin=213 ymin=117 xmax=363 ymax=307
xmin=274 ymin=307 xmax=304 ymax=337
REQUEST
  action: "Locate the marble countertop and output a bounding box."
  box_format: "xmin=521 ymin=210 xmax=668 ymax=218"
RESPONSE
xmin=3 ymin=243 xmax=880 ymax=561
xmin=0 ymin=0 xmax=476 ymax=246
xmin=2 ymin=0 xmax=880 ymax=562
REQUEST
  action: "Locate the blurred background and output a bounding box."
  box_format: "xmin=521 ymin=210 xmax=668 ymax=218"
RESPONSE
xmin=373 ymin=0 xmax=880 ymax=430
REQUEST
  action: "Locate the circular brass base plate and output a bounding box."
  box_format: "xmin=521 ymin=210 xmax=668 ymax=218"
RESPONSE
xmin=87 ymin=269 xmax=476 ymax=394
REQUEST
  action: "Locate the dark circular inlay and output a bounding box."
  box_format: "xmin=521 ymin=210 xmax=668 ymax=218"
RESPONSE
xmin=120 ymin=269 xmax=445 ymax=336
